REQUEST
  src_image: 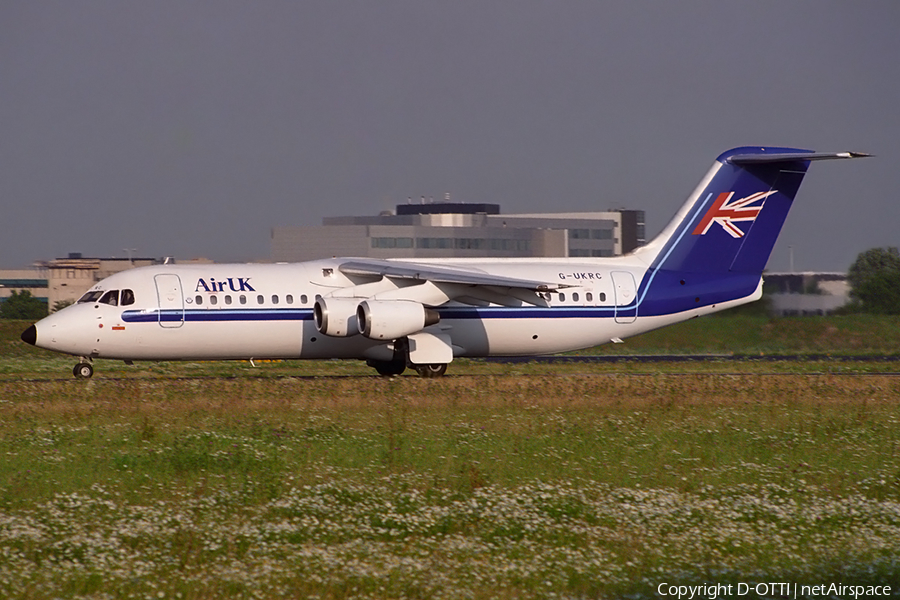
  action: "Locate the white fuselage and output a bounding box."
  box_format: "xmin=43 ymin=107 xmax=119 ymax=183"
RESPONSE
xmin=31 ymin=256 xmax=757 ymax=363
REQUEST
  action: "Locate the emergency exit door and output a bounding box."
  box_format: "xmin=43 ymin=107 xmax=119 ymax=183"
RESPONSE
xmin=611 ymin=271 xmax=638 ymax=324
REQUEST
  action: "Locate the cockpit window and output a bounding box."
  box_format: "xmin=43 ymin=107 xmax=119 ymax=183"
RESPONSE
xmin=99 ymin=290 xmax=119 ymax=306
xmin=121 ymin=289 xmax=135 ymax=306
xmin=78 ymin=291 xmax=103 ymax=303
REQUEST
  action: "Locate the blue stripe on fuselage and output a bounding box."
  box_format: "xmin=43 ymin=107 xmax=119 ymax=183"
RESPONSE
xmin=119 ymin=302 xmax=728 ymax=324
xmin=122 ymin=308 xmax=316 ymax=323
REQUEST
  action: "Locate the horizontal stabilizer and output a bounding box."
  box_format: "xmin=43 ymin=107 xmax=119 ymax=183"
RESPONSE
xmin=726 ymin=151 xmax=871 ymax=164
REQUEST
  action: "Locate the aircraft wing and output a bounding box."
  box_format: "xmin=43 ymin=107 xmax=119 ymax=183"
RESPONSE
xmin=338 ymin=259 xmax=568 ymax=292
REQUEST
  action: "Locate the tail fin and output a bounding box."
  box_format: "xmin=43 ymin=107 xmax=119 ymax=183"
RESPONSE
xmin=634 ymin=146 xmax=868 ymax=314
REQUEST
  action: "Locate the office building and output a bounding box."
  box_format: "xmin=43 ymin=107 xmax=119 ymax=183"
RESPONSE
xmin=272 ymin=202 xmax=645 ymax=262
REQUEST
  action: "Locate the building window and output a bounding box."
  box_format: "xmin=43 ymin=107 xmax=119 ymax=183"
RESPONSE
xmin=570 ymin=229 xmax=590 ymax=239
xmin=591 ymin=229 xmax=613 ymax=240
xmin=489 ymin=239 xmax=530 ymax=252
xmin=454 ymin=238 xmax=486 ymax=250
xmin=372 ymin=237 xmax=414 ymax=249
xmin=417 ymin=237 xmax=453 ymax=249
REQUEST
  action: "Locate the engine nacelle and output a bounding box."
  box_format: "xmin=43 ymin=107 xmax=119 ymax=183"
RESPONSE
xmin=356 ymin=300 xmax=440 ymax=340
xmin=313 ymin=296 xmax=361 ymax=337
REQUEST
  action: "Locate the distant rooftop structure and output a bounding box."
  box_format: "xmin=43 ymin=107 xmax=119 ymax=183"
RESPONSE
xmin=396 ymin=202 xmax=500 ymax=216
xmin=8 ymin=254 xmax=213 ymax=310
xmin=272 ymin=200 xmax=645 ymax=262
xmin=33 ymin=254 xmax=161 ymax=308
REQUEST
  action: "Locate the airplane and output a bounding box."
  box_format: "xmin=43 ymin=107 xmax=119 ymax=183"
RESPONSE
xmin=21 ymin=146 xmax=868 ymax=379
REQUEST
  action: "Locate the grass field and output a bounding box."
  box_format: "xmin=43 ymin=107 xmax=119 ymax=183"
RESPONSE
xmin=1 ymin=317 xmax=900 ymax=598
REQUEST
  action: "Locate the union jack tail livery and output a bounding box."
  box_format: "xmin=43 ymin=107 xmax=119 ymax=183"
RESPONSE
xmin=690 ymin=190 xmax=775 ymax=238
xmin=632 ymin=147 xmax=869 ymax=318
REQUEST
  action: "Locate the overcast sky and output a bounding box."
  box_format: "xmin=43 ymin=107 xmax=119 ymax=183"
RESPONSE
xmin=2 ymin=1 xmax=897 ymax=272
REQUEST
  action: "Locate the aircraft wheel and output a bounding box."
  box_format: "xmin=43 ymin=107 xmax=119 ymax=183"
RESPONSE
xmin=415 ymin=363 xmax=447 ymax=378
xmin=367 ymin=359 xmax=406 ymax=377
xmin=73 ymin=363 xmax=94 ymax=379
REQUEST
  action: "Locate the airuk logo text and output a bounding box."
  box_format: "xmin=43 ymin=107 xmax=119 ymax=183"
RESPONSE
xmin=195 ymin=277 xmax=256 ymax=293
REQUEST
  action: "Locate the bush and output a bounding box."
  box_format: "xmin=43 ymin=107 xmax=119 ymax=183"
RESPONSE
xmin=0 ymin=290 xmax=48 ymax=320
xmin=847 ymin=247 xmax=900 ymax=315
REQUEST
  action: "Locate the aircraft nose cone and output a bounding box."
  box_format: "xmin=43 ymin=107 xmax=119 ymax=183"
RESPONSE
xmin=21 ymin=324 xmax=37 ymax=346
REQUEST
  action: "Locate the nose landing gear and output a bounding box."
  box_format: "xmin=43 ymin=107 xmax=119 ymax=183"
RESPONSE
xmin=73 ymin=361 xmax=94 ymax=379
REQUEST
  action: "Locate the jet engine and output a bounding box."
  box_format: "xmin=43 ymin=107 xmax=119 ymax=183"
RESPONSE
xmin=313 ymin=297 xmax=361 ymax=337
xmin=356 ymin=300 xmax=440 ymax=340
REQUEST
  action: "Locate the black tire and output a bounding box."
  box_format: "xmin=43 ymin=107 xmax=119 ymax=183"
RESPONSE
xmin=414 ymin=363 xmax=447 ymax=378
xmin=73 ymin=363 xmax=94 ymax=379
xmin=367 ymin=359 xmax=406 ymax=377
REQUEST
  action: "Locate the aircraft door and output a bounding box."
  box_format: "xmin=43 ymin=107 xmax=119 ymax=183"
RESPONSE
xmin=154 ymin=274 xmax=185 ymax=328
xmin=611 ymin=271 xmax=637 ymax=324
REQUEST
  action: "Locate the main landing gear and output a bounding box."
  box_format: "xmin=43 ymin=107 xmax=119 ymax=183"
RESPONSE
xmin=73 ymin=361 xmax=94 ymax=379
xmin=414 ymin=363 xmax=448 ymax=378
xmin=366 ymin=359 xmax=449 ymax=378
xmin=366 ymin=337 xmax=449 ymax=378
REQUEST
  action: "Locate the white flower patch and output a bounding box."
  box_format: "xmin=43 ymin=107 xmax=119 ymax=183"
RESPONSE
xmin=1 ymin=477 xmax=900 ymax=598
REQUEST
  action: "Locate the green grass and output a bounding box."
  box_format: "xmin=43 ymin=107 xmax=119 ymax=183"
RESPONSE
xmin=574 ymin=312 xmax=900 ymax=356
xmin=2 ymin=317 xmax=900 ymax=598
xmin=2 ymin=375 xmax=900 ymax=598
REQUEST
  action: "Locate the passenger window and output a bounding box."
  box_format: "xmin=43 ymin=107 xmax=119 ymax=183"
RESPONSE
xmin=572 ymin=292 xmax=580 ymax=302
xmin=286 ymin=295 xmax=293 ymax=305
xmin=257 ymin=295 xmax=264 ymax=305
xmin=558 ymin=293 xmax=566 ymax=302
xmin=599 ymin=292 xmax=607 ymax=302
xmin=272 ymin=295 xmax=279 ymax=305
xmin=225 ymin=295 xmax=232 ymax=305
xmin=586 ymin=292 xmax=593 ymax=302
xmin=301 ymin=294 xmax=308 ymax=304
xmin=210 ymin=295 xmax=218 ymax=306
xmin=99 ymin=290 xmax=119 ymax=306
xmin=240 ymin=295 xmax=247 ymax=305
xmin=121 ymin=289 xmax=135 ymax=306
xmin=196 ymin=295 xmax=203 ymax=306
